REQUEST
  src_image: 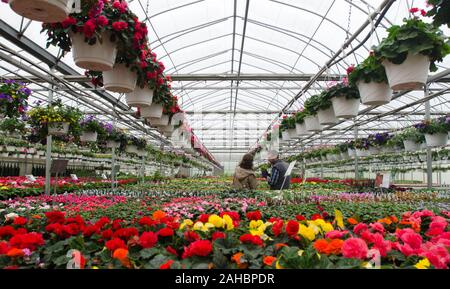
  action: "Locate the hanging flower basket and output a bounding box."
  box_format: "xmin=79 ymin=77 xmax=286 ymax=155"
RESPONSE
xmin=347 ymin=148 xmax=356 ymax=158
xmin=70 ymin=32 xmax=118 ymax=71
xmin=356 ymin=149 xmax=369 ymax=157
xmin=340 ymin=152 xmax=350 ymax=160
xmin=48 ymin=122 xmax=69 ymax=136
xmin=106 ymin=140 xmax=120 ymax=148
xmin=170 ymin=113 xmax=185 ymax=126
xmin=369 ymin=146 xmax=380 ymax=155
xmin=424 ymin=133 xmax=448 ymax=147
xmin=281 ymin=131 xmax=291 ymax=141
xmin=317 ymin=107 xmax=338 ymax=125
xmin=295 ymin=123 xmax=309 ymax=136
xmin=161 ymin=125 xmax=174 ymax=133
xmin=357 ymin=81 xmax=392 ymax=105
xmin=126 ymin=87 xmax=153 ymax=108
xmin=403 ymin=140 xmax=421 ymax=152
xmin=125 ymin=145 xmax=139 ymax=154
xmin=141 ymin=103 xmax=163 ymax=119
xmin=9 ymin=0 xmax=72 ymax=23
xmin=287 ymin=128 xmax=297 ymax=139
xmin=80 ymin=131 xmax=98 ymax=142
xmin=331 ymin=97 xmax=360 ymax=119
xmin=149 ymin=115 xmax=169 ymax=126
xmin=382 ymin=53 xmax=430 ymax=91
xmin=304 ymin=115 xmax=322 ymax=132
xmin=103 ymin=64 xmax=138 ymax=93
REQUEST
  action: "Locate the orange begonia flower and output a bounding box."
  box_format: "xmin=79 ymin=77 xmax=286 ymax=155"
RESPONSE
xmin=7 ymin=248 xmax=24 ymax=258
xmin=274 ymin=243 xmax=288 ymax=250
xmin=231 ymin=252 xmax=248 ymax=269
xmin=347 ymin=218 xmax=359 ymax=225
xmin=152 ymin=210 xmax=166 ymax=220
xmin=313 ymin=239 xmax=329 ymax=254
xmin=113 ymin=248 xmax=132 ymax=268
xmin=263 ymin=256 xmax=277 ymax=266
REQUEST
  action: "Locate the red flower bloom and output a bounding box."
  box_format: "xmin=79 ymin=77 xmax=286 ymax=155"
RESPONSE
xmin=239 ymin=234 xmax=264 ymax=246
xmin=182 ymin=240 xmax=213 ymax=259
xmin=246 ymin=211 xmax=262 ymax=221
xmin=112 ymin=219 xmax=123 ymax=230
xmin=113 ymin=227 xmax=139 ymax=240
xmin=146 ymin=71 xmax=157 ymax=79
xmin=212 ymin=231 xmax=226 ymax=241
xmin=105 ymin=238 xmax=127 ymax=252
xmin=346 ymin=65 xmax=355 ymax=75
xmin=112 ymin=21 xmax=128 ymax=31
xmin=295 ymin=215 xmax=306 ymax=221
xmin=13 ymin=217 xmax=27 ymax=226
xmin=83 ymin=19 xmax=97 ymax=38
xmin=61 ymin=17 xmax=77 ymax=28
xmin=97 ymin=15 xmax=109 ymax=27
xmin=420 ymin=9 xmax=427 ymax=17
xmin=272 ymin=220 xmax=284 ymax=237
xmin=0 ymin=241 xmax=9 ymax=254
xmin=166 ymin=246 xmax=178 ymax=256
xmin=9 ymin=232 xmax=44 ymax=251
xmin=285 ymin=220 xmax=299 ymax=236
xmin=138 ymin=216 xmax=155 ymax=227
xmin=311 ymin=214 xmax=323 ymax=220
xmin=83 ymin=225 xmax=99 ymax=237
xmin=101 ymin=229 xmax=113 ymax=240
xmin=160 ymin=259 xmax=174 ymax=269
xmin=198 ymin=214 xmax=210 ymax=223
xmin=45 ymin=211 xmax=66 ymax=224
xmin=409 ymin=7 xmax=419 ymax=13
xmin=95 ymin=217 xmax=110 ymax=229
xmin=184 ymin=231 xmax=200 ymax=242
xmin=158 ymin=227 xmax=174 ymax=237
xmin=139 ymin=232 xmax=158 ymax=249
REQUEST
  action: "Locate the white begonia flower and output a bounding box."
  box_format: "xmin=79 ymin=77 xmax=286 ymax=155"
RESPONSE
xmin=5 ymin=212 xmax=18 ymax=221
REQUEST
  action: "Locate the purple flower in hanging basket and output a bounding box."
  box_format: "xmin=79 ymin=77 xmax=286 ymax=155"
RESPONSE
xmin=103 ymin=122 xmax=114 ymax=133
xmin=19 ymin=87 xmax=32 ymax=96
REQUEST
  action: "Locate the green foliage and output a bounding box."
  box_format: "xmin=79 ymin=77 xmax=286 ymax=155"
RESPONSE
xmin=326 ymin=82 xmax=360 ymax=100
xmin=398 ymin=127 xmax=425 ymax=143
xmin=0 ymin=118 xmax=26 ymax=134
xmin=373 ymin=18 xmax=450 ymax=72
xmin=426 ymin=0 xmax=450 ymax=28
xmin=294 ymin=111 xmax=307 ymax=124
xmin=348 ymin=54 xmax=388 ymax=85
xmin=415 ymin=119 xmax=448 ymax=135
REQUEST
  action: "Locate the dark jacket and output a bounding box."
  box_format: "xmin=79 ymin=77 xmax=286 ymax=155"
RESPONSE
xmin=232 ymin=166 xmax=258 ymax=190
xmin=268 ymin=160 xmax=290 ymax=190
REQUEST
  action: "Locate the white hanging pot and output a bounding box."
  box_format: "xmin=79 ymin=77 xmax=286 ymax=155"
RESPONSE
xmin=425 ymin=133 xmax=448 ymax=147
xmin=383 ymin=146 xmax=395 ymax=154
xmin=287 ymin=128 xmax=297 ymax=139
xmin=382 ymin=53 xmax=430 ymax=91
xmin=141 ymin=103 xmax=164 ymax=119
xmin=163 ymin=131 xmax=173 ymax=138
xmin=357 ymin=81 xmax=392 ymax=106
xmin=70 ymin=32 xmax=118 ymax=71
xmin=356 ymin=149 xmax=369 ymax=157
xmin=149 ymin=114 xmax=169 ymax=126
xmin=9 ymin=0 xmax=72 ymax=23
xmin=369 ymin=146 xmax=380 ymax=155
xmin=281 ymin=131 xmax=291 ymax=141
xmin=126 ymin=87 xmax=153 ymax=108
xmin=80 ymin=131 xmax=98 ymax=142
xmin=331 ymin=96 xmax=360 ymax=119
xmin=170 ymin=113 xmax=185 ymax=126
xmin=304 ymin=115 xmax=322 ymax=132
xmin=317 ymin=107 xmax=338 ymax=125
xmin=347 ymin=148 xmax=356 ymax=158
xmin=48 ymin=122 xmax=69 ymax=136
xmin=295 ymin=123 xmax=309 ymax=136
xmin=403 ymin=140 xmax=421 ymax=152
xmin=161 ymin=125 xmax=174 ymax=133
xmin=125 ymin=145 xmax=139 ymax=154
xmin=103 ymin=63 xmax=137 ymax=93
xmin=340 ymin=152 xmax=350 ymax=160
xmin=106 ymin=140 xmax=120 ymax=148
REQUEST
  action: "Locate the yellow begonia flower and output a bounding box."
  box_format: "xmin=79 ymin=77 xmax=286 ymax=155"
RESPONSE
xmin=193 ymin=221 xmax=205 ymax=231
xmin=334 ymin=209 xmax=345 ymax=229
xmin=249 ymin=220 xmax=264 ymax=229
xmin=306 ymin=222 xmax=321 ymax=234
xmin=320 ymin=222 xmax=334 ymax=233
xmin=362 ymin=262 xmax=373 ymax=269
xmin=415 ymin=258 xmax=430 ymax=269
xmin=208 ymin=215 xmax=224 ymax=228
xmin=179 ymin=219 xmax=193 ymax=230
xmin=204 ymin=223 xmax=215 ymax=231
xmin=297 ymin=250 xmax=304 ymax=256
xmin=222 ymin=214 xmax=234 ymax=231
xmin=298 ymin=224 xmax=316 ymax=241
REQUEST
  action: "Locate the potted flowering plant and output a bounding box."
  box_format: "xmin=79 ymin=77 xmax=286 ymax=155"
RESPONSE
xmin=346 ymin=140 xmax=356 ymax=158
xmin=303 ymin=94 xmax=323 ymax=132
xmin=0 ymin=80 xmax=30 ymax=118
xmin=79 ymin=115 xmax=106 ymax=142
xmin=336 ymin=143 xmax=350 ymax=159
xmin=0 ymin=118 xmax=26 ymax=137
xmin=280 ymin=115 xmax=296 ymax=141
xmin=126 ymin=135 xmax=147 ymax=155
xmin=354 ymin=138 xmax=370 ymax=157
xmin=315 ymin=91 xmax=337 ymax=125
xmin=327 ymin=81 xmax=360 ymax=119
xmin=373 ymin=16 xmax=450 ymax=90
xmin=415 ymin=119 xmax=448 ymax=147
xmin=28 ymin=100 xmax=82 ymax=138
xmin=294 ymin=110 xmax=309 ymax=136
xmin=42 ymin=0 xmax=146 ymax=73
xmin=426 ymin=0 xmax=450 ymax=28
xmin=348 ymin=54 xmax=392 ymax=105
xmin=367 ymin=133 xmax=391 ymax=154
xmin=399 ymin=127 xmax=425 ymax=151
xmin=7 ymin=0 xmax=72 ymax=23
xmin=142 ymin=76 xmax=173 ymax=120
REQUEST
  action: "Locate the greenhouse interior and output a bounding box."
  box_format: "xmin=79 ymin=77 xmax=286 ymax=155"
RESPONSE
xmin=0 ymin=0 xmax=449 ymax=272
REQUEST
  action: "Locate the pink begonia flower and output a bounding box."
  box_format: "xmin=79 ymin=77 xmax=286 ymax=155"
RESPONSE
xmin=353 ymin=223 xmax=368 ymax=235
xmin=325 ymin=230 xmax=349 ymax=239
xmin=342 ymin=238 xmax=368 ymax=260
xmin=426 ymin=216 xmax=448 ymax=237
xmin=369 ymin=222 xmax=385 ymax=235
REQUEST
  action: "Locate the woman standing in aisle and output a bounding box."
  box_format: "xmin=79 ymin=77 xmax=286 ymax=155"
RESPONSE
xmin=231 ymin=153 xmax=258 ymax=190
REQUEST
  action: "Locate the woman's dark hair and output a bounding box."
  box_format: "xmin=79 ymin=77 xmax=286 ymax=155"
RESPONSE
xmin=239 ymin=153 xmax=254 ymax=170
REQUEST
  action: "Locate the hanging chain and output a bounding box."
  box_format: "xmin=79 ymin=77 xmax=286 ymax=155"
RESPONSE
xmin=345 ymin=0 xmax=353 ymax=41
xmin=145 ymin=0 xmax=150 ymax=17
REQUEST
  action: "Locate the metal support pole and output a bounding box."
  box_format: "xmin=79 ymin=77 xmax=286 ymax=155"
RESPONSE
xmin=354 ymin=124 xmax=359 ymax=181
xmin=111 ymin=117 xmax=116 ymax=190
xmin=44 ymin=68 xmax=54 ymax=195
xmin=319 ymin=137 xmax=323 ymax=178
xmin=425 ymin=85 xmax=432 ymax=189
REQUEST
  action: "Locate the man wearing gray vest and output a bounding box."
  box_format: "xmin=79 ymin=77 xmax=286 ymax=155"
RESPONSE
xmin=265 ymin=150 xmax=290 ymax=190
